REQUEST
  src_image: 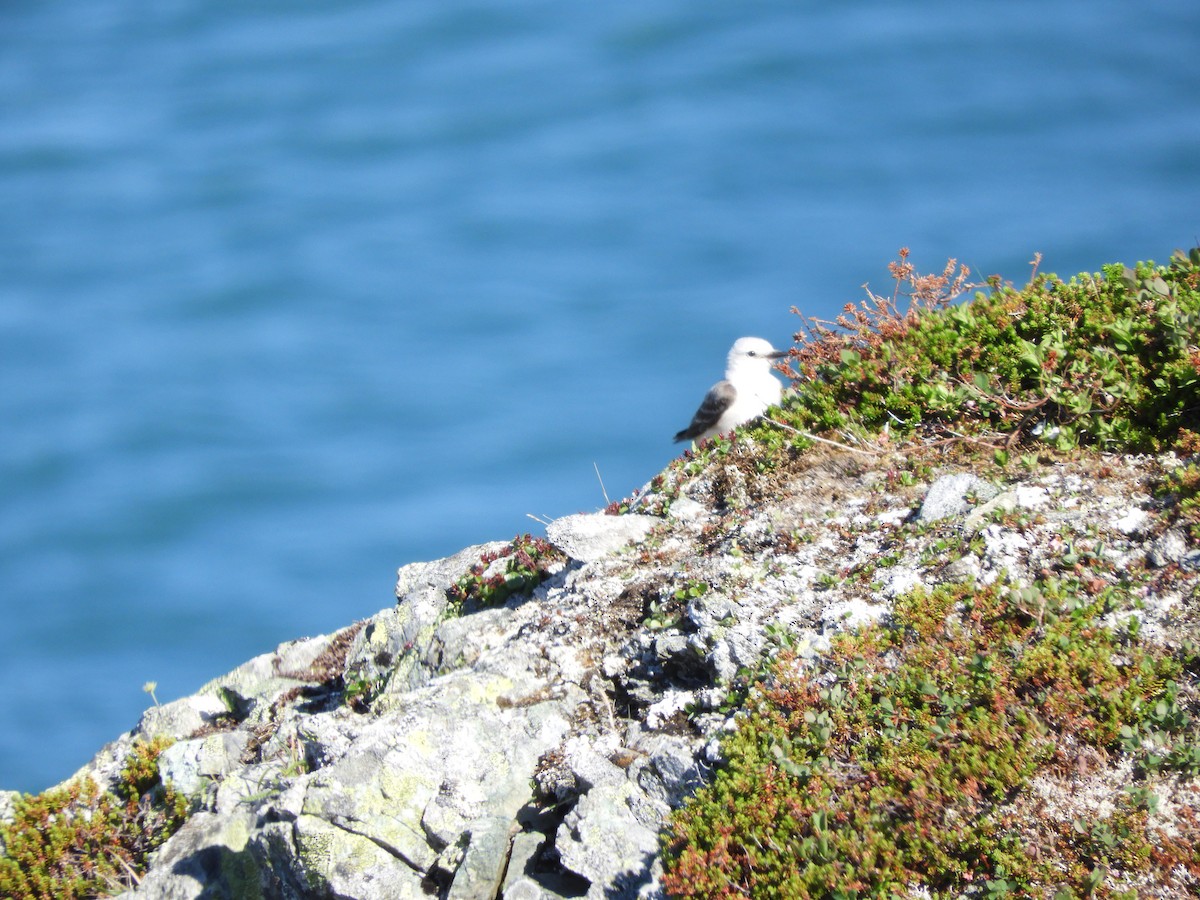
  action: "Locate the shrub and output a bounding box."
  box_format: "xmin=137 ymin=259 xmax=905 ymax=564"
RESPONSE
xmin=662 ymin=579 xmax=1197 ymax=898
xmin=780 ymin=247 xmax=1200 ymax=454
xmin=0 ymin=737 xmax=190 ymax=900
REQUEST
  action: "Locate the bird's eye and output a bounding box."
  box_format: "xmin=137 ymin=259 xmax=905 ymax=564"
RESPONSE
xmin=747 ymin=350 xmax=757 ymax=357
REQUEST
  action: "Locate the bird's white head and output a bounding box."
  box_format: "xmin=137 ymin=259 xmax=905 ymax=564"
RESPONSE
xmin=725 ymin=336 xmax=787 ymax=378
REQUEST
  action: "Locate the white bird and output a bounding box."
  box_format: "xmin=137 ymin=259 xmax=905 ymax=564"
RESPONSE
xmin=674 ymin=336 xmax=787 ymax=444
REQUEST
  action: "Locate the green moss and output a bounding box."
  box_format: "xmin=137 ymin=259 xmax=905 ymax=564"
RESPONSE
xmin=0 ymin=736 xmax=190 ymax=899
xmin=662 ymin=578 xmax=1197 ymax=898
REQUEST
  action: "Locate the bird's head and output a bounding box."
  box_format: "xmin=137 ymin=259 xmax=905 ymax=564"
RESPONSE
xmin=726 ymin=336 xmax=787 ymax=375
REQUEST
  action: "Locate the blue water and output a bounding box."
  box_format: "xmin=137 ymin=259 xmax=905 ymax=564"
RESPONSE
xmin=1 ymin=0 xmax=1197 ymax=792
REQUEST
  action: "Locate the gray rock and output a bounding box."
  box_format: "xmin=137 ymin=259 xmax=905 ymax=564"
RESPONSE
xmin=1149 ymin=528 xmax=1188 ymax=568
xmin=1113 ymin=506 xmax=1150 ymax=535
xmin=943 ymin=552 xmax=983 ymax=582
xmin=706 ymin=623 xmax=767 ymax=683
xmin=652 ymin=632 xmax=690 ymax=662
xmin=136 ymin=693 xmax=233 ymax=743
xmin=919 ymin=473 xmax=1000 ymax=522
xmin=501 ymin=830 xmax=555 ymax=899
xmin=821 ymin=598 xmax=888 ymax=632
xmin=667 ymin=496 xmax=708 ymax=524
xmin=157 ymin=731 xmax=252 ymax=797
xmin=447 ymin=816 xmax=514 ymax=900
xmin=46 ymin=453 xmax=1200 ymax=900
xmin=684 ymin=591 xmax=736 ymax=630
xmin=0 ymin=789 xmax=16 ymax=825
xmin=979 ymin=523 xmax=1032 ymax=583
xmin=964 ymin=492 xmax=1017 ymax=532
xmin=296 ymin=667 xmax=573 ymax=880
xmin=213 ymin=759 xmax=301 ymax=817
xmin=644 ymin=691 xmax=694 ymax=731
xmin=112 ymin=810 xmax=262 ymax=900
xmin=426 ymin=606 xmax=514 ymax=676
xmin=546 ymin=512 xmax=658 ymax=563
xmin=557 ymin=781 xmax=660 ymax=899
xmin=561 ymin=735 xmax=626 ymax=793
xmin=882 ymin=567 xmax=922 ymax=598
xmin=1013 ymin=485 xmax=1050 ymax=509
xmin=0 ymin=790 xmax=17 ymax=857
xmin=635 ymin=734 xmax=704 ymax=807
xmin=396 ymin=542 xmax=510 ymax=603
xmin=189 ymin=634 xmax=340 ymax=727
xmin=340 ymin=542 xmax=510 ymax=700
xmin=289 ymin=812 xmax=428 ymax=899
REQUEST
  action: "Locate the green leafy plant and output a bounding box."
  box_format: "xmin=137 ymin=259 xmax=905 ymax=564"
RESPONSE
xmin=644 ymin=597 xmax=683 ymax=632
xmin=673 ymin=580 xmax=708 ymax=604
xmin=342 ymin=666 xmax=387 ymax=713
xmin=447 ymin=534 xmax=565 ymax=611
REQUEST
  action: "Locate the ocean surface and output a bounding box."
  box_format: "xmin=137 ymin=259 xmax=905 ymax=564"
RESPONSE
xmin=1 ymin=0 xmax=1197 ymax=792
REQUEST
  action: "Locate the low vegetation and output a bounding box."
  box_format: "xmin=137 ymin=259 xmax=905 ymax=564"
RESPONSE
xmin=6 ymin=248 xmax=1199 ymax=898
xmin=0 ymin=737 xmax=189 ymax=899
xmin=446 ymin=533 xmax=565 ymax=611
xmin=780 ymin=247 xmax=1200 ymax=455
xmin=663 ymin=579 xmax=1200 ymax=898
xmin=662 ymin=247 xmax=1200 ymax=897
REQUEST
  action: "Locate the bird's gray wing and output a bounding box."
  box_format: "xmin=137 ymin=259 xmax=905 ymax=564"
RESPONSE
xmin=674 ymin=380 xmax=737 ymax=442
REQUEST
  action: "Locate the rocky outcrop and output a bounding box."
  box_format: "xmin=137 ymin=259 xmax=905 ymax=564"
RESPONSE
xmin=21 ymin=445 xmax=1200 ymax=898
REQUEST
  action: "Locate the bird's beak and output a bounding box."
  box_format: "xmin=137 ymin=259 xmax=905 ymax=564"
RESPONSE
xmin=767 ymin=349 xmax=788 ymax=360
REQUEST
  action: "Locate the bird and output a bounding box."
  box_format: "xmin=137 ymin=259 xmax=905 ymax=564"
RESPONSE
xmin=674 ymin=336 xmax=787 ymax=444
